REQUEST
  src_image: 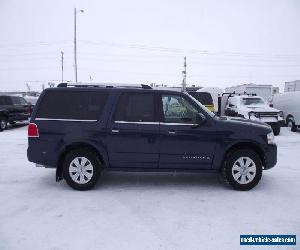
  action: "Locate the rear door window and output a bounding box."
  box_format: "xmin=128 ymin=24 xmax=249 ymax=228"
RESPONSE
xmin=36 ymin=91 xmax=108 ymax=120
xmin=114 ymin=92 xmax=155 ymax=122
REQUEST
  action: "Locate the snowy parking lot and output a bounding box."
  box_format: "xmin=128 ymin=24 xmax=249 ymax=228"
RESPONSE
xmin=0 ymin=125 xmax=299 ymax=250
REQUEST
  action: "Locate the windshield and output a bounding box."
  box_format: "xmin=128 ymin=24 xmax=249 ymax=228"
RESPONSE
xmin=187 ymin=93 xmax=215 ymax=118
xmin=11 ymin=96 xmax=28 ymax=105
xmin=241 ymin=97 xmax=265 ymax=106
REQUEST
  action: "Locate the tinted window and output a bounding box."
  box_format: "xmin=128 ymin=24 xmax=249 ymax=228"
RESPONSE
xmin=241 ymin=97 xmax=265 ymax=105
xmin=162 ymin=94 xmax=198 ymax=123
xmin=11 ymin=96 xmax=27 ymax=105
xmin=36 ymin=91 xmax=108 ymax=120
xmin=188 ymin=92 xmax=213 ymax=105
xmin=114 ymin=93 xmax=155 ymax=122
xmin=0 ymin=96 xmax=12 ymax=105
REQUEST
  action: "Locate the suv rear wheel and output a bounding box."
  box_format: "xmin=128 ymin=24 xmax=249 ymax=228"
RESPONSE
xmin=0 ymin=117 xmax=7 ymax=131
xmin=223 ymin=149 xmax=262 ymax=191
xmin=63 ymin=148 xmax=102 ymax=190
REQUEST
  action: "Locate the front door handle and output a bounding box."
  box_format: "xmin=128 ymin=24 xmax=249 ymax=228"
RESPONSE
xmin=111 ymin=129 xmax=119 ymax=133
xmin=168 ymin=130 xmax=176 ymax=135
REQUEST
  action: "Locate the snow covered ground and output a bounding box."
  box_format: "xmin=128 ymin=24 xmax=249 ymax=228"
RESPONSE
xmin=0 ymin=125 xmax=299 ymax=250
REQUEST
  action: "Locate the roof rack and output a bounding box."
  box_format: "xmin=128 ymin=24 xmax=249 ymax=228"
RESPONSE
xmin=221 ymin=91 xmax=257 ymax=98
xmin=57 ymin=82 xmax=152 ymax=89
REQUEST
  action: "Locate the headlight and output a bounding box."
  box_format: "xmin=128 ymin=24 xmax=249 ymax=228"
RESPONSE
xmin=267 ymin=131 xmax=275 ymax=144
xmin=279 ymin=111 xmax=284 ymax=118
xmin=249 ymin=112 xmax=256 ymax=119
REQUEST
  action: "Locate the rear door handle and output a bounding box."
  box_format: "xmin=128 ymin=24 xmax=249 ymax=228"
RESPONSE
xmin=111 ymin=129 xmax=119 ymax=133
xmin=168 ymin=130 xmax=176 ymax=135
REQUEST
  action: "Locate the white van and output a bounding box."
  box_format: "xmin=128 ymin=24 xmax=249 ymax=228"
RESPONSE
xmin=273 ymin=92 xmax=300 ymax=132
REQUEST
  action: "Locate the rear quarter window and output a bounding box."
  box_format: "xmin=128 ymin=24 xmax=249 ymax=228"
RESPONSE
xmin=36 ymin=91 xmax=108 ymax=120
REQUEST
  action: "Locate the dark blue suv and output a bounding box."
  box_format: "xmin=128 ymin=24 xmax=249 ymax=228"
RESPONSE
xmin=27 ymin=84 xmax=277 ymax=191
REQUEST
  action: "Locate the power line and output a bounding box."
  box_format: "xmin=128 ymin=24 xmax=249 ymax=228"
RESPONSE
xmin=78 ymin=39 xmax=300 ymax=59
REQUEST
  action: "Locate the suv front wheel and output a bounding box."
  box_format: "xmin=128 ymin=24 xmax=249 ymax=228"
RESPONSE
xmin=63 ymin=148 xmax=102 ymax=190
xmin=223 ymin=149 xmax=262 ymax=191
xmin=287 ymin=117 xmax=297 ymax=132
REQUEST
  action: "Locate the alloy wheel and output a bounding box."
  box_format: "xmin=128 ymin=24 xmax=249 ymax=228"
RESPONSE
xmin=232 ymin=157 xmax=257 ymax=184
xmin=69 ymin=157 xmax=94 ymax=184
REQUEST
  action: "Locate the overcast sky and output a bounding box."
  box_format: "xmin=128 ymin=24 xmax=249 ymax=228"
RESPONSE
xmin=0 ymin=0 xmax=300 ymax=91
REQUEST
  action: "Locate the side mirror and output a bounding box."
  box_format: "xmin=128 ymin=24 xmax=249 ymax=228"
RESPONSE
xmin=269 ymin=103 xmax=274 ymax=107
xmin=193 ymin=113 xmax=206 ymax=127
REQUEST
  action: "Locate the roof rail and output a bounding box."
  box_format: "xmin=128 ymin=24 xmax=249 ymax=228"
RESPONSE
xmin=57 ymin=82 xmax=152 ymax=89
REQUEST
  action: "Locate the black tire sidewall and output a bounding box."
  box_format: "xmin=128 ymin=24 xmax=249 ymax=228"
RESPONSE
xmin=287 ymin=118 xmax=297 ymax=132
xmin=0 ymin=117 xmax=7 ymax=131
xmin=225 ymin=149 xmax=262 ymax=191
xmin=63 ymin=149 xmax=101 ymax=190
xmin=272 ymin=124 xmax=280 ymax=136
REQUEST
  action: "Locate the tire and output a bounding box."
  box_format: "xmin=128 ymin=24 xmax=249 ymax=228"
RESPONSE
xmin=0 ymin=117 xmax=7 ymax=131
xmin=272 ymin=124 xmax=280 ymax=136
xmin=223 ymin=149 xmax=262 ymax=191
xmin=62 ymin=148 xmax=102 ymax=190
xmin=287 ymin=117 xmax=297 ymax=132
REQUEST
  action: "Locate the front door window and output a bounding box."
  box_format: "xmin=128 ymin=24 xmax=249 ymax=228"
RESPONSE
xmin=162 ymin=95 xmax=198 ymax=124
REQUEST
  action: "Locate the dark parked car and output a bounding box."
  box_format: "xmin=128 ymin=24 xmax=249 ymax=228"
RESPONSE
xmin=27 ymin=84 xmax=277 ymax=191
xmin=0 ymin=95 xmax=32 ymax=130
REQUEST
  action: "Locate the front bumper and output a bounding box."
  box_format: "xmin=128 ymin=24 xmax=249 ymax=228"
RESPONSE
xmin=263 ymin=143 xmax=277 ymax=170
xmin=266 ymin=120 xmax=285 ymax=127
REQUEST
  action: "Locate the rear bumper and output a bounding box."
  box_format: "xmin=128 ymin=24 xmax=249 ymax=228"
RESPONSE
xmin=264 ymin=144 xmax=277 ymax=170
xmin=27 ymin=145 xmax=56 ymax=168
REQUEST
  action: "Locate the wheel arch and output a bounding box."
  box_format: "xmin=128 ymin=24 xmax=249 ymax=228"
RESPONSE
xmin=221 ymin=141 xmax=266 ymax=170
xmin=56 ymin=142 xmax=108 ymax=181
xmin=286 ymin=114 xmax=294 ymax=122
xmin=0 ymin=110 xmax=9 ymax=119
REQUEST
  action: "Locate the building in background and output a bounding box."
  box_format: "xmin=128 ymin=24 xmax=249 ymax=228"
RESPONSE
xmin=284 ymin=80 xmax=300 ymax=92
xmin=225 ymin=83 xmax=275 ymax=103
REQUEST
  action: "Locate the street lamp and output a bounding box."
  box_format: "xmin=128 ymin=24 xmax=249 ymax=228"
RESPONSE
xmin=74 ymin=8 xmax=84 ymax=83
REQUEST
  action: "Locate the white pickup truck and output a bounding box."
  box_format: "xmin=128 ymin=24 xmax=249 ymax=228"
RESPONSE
xmin=223 ymin=94 xmax=284 ymax=135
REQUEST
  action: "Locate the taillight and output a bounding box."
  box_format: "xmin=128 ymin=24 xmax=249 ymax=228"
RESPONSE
xmin=28 ymin=123 xmax=39 ymax=137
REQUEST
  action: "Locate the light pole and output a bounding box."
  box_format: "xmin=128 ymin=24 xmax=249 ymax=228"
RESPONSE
xmin=182 ymin=56 xmax=187 ymax=92
xmin=61 ymin=51 xmax=64 ymax=83
xmin=74 ymin=8 xmax=84 ymax=83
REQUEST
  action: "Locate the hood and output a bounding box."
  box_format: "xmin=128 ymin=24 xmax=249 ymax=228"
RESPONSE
xmin=219 ymin=116 xmax=271 ymax=128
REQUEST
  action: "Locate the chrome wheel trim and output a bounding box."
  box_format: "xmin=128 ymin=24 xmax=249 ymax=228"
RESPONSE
xmin=69 ymin=157 xmax=94 ymax=184
xmin=232 ymin=157 xmax=256 ymax=185
xmin=287 ymin=120 xmax=293 ymax=129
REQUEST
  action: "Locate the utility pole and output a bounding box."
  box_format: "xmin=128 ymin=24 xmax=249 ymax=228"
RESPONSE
xmin=74 ymin=8 xmax=84 ymax=83
xmin=74 ymin=8 xmax=78 ymax=83
xmin=182 ymin=56 xmax=187 ymax=92
xmin=61 ymin=51 xmax=64 ymax=83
